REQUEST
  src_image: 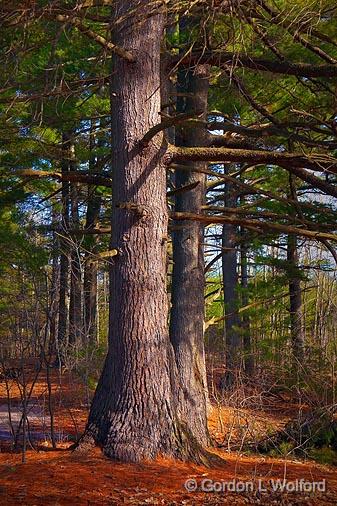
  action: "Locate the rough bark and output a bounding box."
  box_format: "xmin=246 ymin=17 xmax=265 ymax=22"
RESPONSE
xmin=169 ymin=58 xmax=210 ymax=446
xmin=82 ymin=2 xmax=214 ymax=464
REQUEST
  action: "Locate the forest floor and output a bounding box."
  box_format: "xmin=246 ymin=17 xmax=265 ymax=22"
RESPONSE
xmin=0 ymin=363 xmax=336 ymax=505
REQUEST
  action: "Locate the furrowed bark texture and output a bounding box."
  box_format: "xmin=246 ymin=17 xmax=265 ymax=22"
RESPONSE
xmin=83 ymin=2 xmax=213 ymax=464
xmin=170 ymin=61 xmax=210 ymax=446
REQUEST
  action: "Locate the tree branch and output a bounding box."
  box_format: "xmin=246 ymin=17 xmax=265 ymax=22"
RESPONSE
xmin=169 ymin=146 xmax=337 ymax=198
xmin=140 ymin=112 xmax=202 ymax=146
xmin=171 ymin=163 xmax=337 ymax=217
xmin=203 ymin=206 xmax=337 ymax=232
xmin=49 ymin=213 xmax=337 ymax=243
xmin=9 ymin=169 xmax=112 ymax=186
xmin=0 ymin=76 xmax=110 ymax=104
xmin=54 ymin=14 xmax=135 ymax=62
xmin=171 ymin=212 xmax=337 ymax=242
xmin=171 ymin=50 xmax=337 ymax=78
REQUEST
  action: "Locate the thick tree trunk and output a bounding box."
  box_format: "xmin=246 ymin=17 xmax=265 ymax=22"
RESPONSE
xmin=169 ymin=62 xmax=210 ymax=446
xmin=222 ymin=177 xmax=241 ymax=386
xmin=82 ymin=3 xmax=212 ymax=464
xmin=287 ymin=234 xmax=305 ymax=361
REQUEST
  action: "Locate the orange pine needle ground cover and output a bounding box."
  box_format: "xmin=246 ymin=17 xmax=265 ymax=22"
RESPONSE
xmin=1 ymin=447 xmax=337 ymax=505
xmin=0 ymin=368 xmax=337 ymax=505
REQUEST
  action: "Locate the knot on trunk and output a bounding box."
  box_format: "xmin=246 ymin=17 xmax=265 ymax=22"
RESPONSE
xmin=116 ymin=202 xmax=153 ymax=226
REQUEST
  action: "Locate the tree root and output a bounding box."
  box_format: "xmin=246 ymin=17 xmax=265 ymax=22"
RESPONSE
xmin=71 ymin=420 xmax=226 ymax=468
xmin=70 ymin=428 xmax=97 ymax=454
xmin=172 ymin=420 xmax=226 ymax=467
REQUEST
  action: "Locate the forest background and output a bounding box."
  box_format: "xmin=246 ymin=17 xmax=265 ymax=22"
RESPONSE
xmin=0 ymin=0 xmax=337 ymax=471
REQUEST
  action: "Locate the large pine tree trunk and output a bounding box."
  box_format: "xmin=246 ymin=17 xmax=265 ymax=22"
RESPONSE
xmin=170 ymin=63 xmax=210 ymax=446
xmin=82 ymin=2 xmax=212 ymax=463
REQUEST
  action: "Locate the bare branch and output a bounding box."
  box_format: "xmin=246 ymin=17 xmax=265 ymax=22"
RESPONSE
xmin=169 ymin=145 xmax=337 ymax=198
xmin=8 ymin=169 xmax=112 ymax=187
xmin=171 ymin=50 xmax=337 ymax=78
xmin=141 ymin=112 xmax=202 ymax=146
xmin=53 ymin=14 xmax=135 ymax=62
xmin=171 ymin=212 xmax=337 ymax=242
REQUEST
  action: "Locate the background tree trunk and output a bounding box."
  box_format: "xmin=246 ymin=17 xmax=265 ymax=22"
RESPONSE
xmin=169 ymin=61 xmax=210 ymax=446
xmin=57 ymin=133 xmax=71 ymax=363
xmin=240 ymin=235 xmax=254 ymax=376
xmin=287 ymin=233 xmax=305 ymax=361
xmin=83 ymin=191 xmax=101 ymax=345
xmin=83 ymin=123 xmax=102 ymax=345
xmin=49 ymin=201 xmax=60 ymax=360
xmin=69 ymin=180 xmax=83 ymax=347
xmin=287 ymin=173 xmax=305 ymax=363
xmin=222 ymin=174 xmax=241 ymax=386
